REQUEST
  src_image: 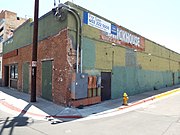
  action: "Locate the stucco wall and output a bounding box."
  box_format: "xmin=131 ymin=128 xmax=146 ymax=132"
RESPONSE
xmin=67 ymin=2 xmax=180 ymax=99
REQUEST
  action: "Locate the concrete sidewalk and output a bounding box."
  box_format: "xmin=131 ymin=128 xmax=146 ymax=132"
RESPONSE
xmin=0 ymin=87 xmax=82 ymax=123
xmin=0 ymin=85 xmax=180 ymax=122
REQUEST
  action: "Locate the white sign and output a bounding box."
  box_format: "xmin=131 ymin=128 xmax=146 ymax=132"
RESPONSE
xmin=84 ymin=12 xmax=111 ymax=34
xmin=84 ymin=11 xmax=141 ymax=47
xmin=32 ymin=61 xmax=37 ymax=67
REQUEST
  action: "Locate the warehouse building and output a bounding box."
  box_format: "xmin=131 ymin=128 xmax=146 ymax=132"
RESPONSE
xmin=2 ymin=2 xmax=180 ymax=106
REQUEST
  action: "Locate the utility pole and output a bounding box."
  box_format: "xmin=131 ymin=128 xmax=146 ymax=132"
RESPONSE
xmin=31 ymin=0 xmax=39 ymax=102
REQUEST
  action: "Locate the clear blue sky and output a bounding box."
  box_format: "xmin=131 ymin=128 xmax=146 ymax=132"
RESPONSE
xmin=1 ymin=0 xmax=180 ymax=53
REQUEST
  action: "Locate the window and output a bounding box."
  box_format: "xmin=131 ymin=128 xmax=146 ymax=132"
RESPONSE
xmin=10 ymin=64 xmax=18 ymax=79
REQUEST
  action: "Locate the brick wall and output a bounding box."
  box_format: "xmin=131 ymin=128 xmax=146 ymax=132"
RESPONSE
xmin=37 ymin=28 xmax=76 ymax=105
xmin=2 ymin=28 xmax=77 ymax=105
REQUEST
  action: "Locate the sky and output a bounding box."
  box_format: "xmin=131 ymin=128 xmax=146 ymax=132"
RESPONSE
xmin=1 ymin=0 xmax=180 ymax=53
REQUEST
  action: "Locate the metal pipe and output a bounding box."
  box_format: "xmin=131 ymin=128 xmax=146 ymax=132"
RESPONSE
xmin=68 ymin=9 xmax=80 ymax=73
xmin=80 ymin=49 xmax=83 ymax=73
xmin=58 ymin=4 xmax=82 ymax=73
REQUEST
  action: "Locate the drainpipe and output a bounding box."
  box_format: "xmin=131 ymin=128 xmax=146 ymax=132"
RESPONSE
xmin=80 ymin=49 xmax=83 ymax=73
xmin=57 ymin=3 xmax=82 ymax=73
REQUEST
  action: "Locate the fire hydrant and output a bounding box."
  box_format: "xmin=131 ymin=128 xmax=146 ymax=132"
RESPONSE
xmin=123 ymin=92 xmax=129 ymax=106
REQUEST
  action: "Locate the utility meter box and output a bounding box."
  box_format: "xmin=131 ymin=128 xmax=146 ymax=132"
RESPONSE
xmin=71 ymin=73 xmax=88 ymax=99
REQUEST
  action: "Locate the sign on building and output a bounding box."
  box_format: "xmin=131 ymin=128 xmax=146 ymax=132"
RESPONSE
xmin=83 ymin=11 xmax=145 ymax=50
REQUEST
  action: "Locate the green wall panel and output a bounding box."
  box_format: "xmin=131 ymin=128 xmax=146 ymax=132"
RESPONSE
xmin=111 ymin=66 xmax=180 ymax=99
xmin=95 ymin=42 xmax=113 ymax=70
xmin=162 ymin=72 xmax=172 ymax=87
xmin=175 ymin=72 xmax=180 ymax=85
xmin=38 ymin=12 xmax=67 ymax=41
xmin=42 ymin=60 xmax=52 ymax=101
xmin=22 ymin=62 xmax=30 ymax=93
xmin=111 ymin=66 xmax=126 ymax=99
xmin=82 ymin=38 xmax=96 ymax=69
xmin=3 ymin=19 xmax=33 ymax=53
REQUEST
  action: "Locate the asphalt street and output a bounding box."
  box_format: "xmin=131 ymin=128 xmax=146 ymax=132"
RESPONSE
xmin=0 ymin=90 xmax=180 ymax=135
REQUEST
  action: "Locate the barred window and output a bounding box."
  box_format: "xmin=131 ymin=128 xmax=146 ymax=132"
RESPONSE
xmin=10 ymin=64 xmax=18 ymax=79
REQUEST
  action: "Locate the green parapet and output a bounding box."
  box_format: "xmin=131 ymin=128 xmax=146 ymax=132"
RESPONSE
xmin=3 ymin=11 xmax=67 ymax=54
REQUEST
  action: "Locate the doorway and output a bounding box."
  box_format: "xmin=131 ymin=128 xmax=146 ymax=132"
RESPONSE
xmin=22 ymin=62 xmax=30 ymax=93
xmin=101 ymin=72 xmax=111 ymax=101
xmin=4 ymin=66 xmax=9 ymax=87
xmin=42 ymin=60 xmax=52 ymax=101
xmin=172 ymin=73 xmax=175 ymax=85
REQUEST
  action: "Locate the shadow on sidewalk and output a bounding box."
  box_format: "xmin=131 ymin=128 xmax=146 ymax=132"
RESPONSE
xmin=0 ymin=87 xmax=82 ymax=124
xmin=0 ymin=104 xmax=34 ymax=135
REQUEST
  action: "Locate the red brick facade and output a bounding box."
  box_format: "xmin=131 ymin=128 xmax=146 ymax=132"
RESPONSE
xmin=38 ymin=29 xmax=76 ymax=105
xmin=2 ymin=29 xmax=76 ymax=105
xmin=2 ymin=27 xmax=101 ymax=107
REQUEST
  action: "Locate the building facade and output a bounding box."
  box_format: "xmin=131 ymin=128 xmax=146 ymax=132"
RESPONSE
xmin=2 ymin=2 xmax=180 ymax=106
xmin=0 ymin=10 xmax=27 ymax=79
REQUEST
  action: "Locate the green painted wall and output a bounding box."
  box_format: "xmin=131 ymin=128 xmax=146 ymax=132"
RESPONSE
xmin=111 ymin=66 xmax=178 ymax=99
xmin=3 ymin=19 xmax=33 ymax=53
xmin=82 ymin=37 xmax=96 ymax=69
xmin=3 ymin=11 xmax=67 ymax=54
xmin=66 ymin=2 xmax=180 ymax=99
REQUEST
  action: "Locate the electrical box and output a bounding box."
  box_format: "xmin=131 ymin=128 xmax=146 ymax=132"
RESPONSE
xmin=71 ymin=73 xmax=88 ymax=99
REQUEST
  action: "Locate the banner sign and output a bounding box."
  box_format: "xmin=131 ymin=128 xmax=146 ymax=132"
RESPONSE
xmin=83 ymin=11 xmax=144 ymax=50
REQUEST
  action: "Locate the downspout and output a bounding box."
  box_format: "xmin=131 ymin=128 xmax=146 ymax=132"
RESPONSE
xmin=58 ymin=4 xmax=82 ymax=73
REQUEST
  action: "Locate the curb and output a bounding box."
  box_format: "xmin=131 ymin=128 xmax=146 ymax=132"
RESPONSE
xmin=46 ymin=115 xmax=83 ymax=119
xmin=154 ymin=88 xmax=180 ymax=99
xmin=118 ymin=88 xmax=180 ymax=111
xmin=118 ymin=96 xmax=155 ymax=111
xmin=0 ymin=100 xmax=83 ymax=119
xmin=1 ymin=88 xmax=180 ymax=120
xmin=88 ymin=87 xmax=180 ymax=118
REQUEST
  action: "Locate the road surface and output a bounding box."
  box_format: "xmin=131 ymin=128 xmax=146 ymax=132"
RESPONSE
xmin=0 ymin=91 xmax=180 ymax=135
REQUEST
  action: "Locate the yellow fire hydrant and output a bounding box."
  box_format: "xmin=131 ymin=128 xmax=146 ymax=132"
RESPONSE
xmin=123 ymin=92 xmax=129 ymax=106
